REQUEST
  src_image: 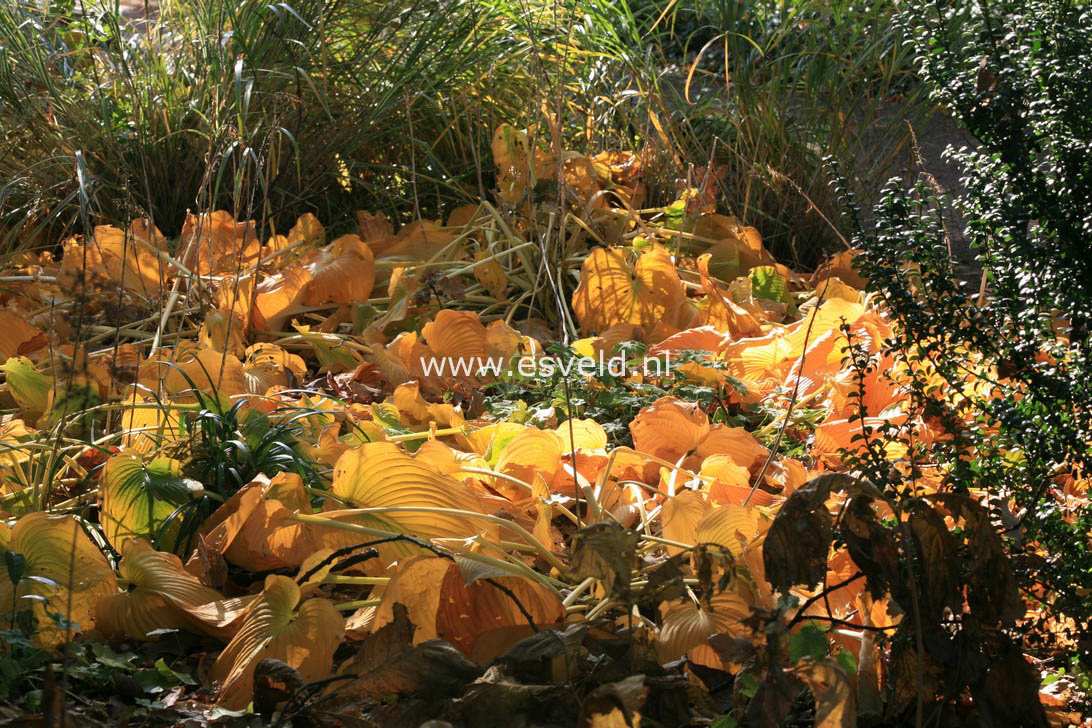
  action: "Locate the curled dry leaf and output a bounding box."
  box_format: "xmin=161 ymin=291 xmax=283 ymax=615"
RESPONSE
xmin=656 ymin=590 xmax=751 ymax=666
xmin=180 ymin=211 xmax=261 ymax=275
xmin=0 ymin=311 xmax=46 ymax=362
xmin=301 ymin=233 xmax=375 ymax=306
xmin=373 ymin=556 xmax=565 ymax=658
xmin=209 ymin=574 xmax=343 ymax=710
xmin=95 ymin=539 xmax=248 ymax=640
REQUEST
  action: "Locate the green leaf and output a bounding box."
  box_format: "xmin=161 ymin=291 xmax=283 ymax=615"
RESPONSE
xmin=91 ymin=643 xmax=138 ymax=672
xmin=134 ymin=658 xmax=196 ymax=692
xmin=710 ymin=716 xmax=738 ymax=728
xmin=836 ymin=648 xmax=857 ymax=675
xmin=3 ymin=551 xmax=25 ymax=585
xmin=100 ymin=454 xmax=205 ymax=552
xmin=789 ymin=621 xmax=830 ymax=663
xmin=749 ymin=266 xmax=795 ymax=314
xmin=0 ymin=357 xmax=52 ymax=423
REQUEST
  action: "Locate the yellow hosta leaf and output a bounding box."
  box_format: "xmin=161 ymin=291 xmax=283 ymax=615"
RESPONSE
xmin=252 ymin=266 xmax=314 ymax=332
xmin=95 ymin=539 xmax=245 ymax=640
xmin=221 ymin=474 xmax=318 ymax=572
xmin=198 ymin=308 xmax=248 ymax=358
xmin=572 ymin=246 xmax=686 ymax=335
xmin=660 ymin=488 xmax=709 ymax=556
xmin=0 ymin=513 xmax=118 ymax=646
xmin=694 ymin=426 xmax=769 ymax=467
xmin=0 ymin=311 xmax=46 ymax=362
xmin=494 ymin=427 xmax=563 ymax=488
xmin=287 ymin=212 xmax=326 ymax=249
xmin=138 ymin=344 xmax=248 ymax=401
xmin=301 ymin=233 xmax=375 ymax=306
xmin=328 ymin=442 xmax=497 ymax=546
xmin=118 ymin=394 xmax=183 ymax=453
xmin=421 ymin=309 xmax=489 ymax=361
xmin=0 ymin=356 xmax=52 ymax=424
xmin=373 ymin=556 xmax=564 ymax=656
xmin=180 ymin=211 xmax=260 ymax=276
xmin=817 ymin=249 xmax=867 ymax=290
xmin=473 ymin=250 xmax=509 ymax=300
xmin=556 ymin=418 xmax=608 ymax=452
xmin=691 ymin=254 xmax=763 ymax=338
xmin=209 ymin=575 xmax=343 ymax=710
xmin=656 ymin=590 xmax=751 ymax=665
xmin=694 ymin=504 xmax=767 ymax=559
xmin=60 ymin=221 xmax=169 ymax=298
xmin=629 ymin=396 xmax=710 ymax=464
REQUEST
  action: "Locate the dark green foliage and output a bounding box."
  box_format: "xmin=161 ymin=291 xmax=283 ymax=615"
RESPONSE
xmin=845 ymin=0 xmax=1092 ymax=675
xmin=180 ymin=396 xmax=321 ymax=498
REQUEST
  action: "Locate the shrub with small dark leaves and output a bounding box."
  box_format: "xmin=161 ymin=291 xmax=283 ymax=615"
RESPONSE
xmin=846 ymin=0 xmax=1092 ymax=671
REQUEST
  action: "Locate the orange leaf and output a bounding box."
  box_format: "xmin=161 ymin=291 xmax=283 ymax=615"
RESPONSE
xmin=572 ymin=246 xmax=686 ymax=335
xmin=209 ymin=575 xmax=343 ymax=710
xmin=301 ymin=233 xmax=375 ymax=306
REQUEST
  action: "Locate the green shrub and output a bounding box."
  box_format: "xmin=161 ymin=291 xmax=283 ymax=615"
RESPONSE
xmin=851 ymin=0 xmax=1092 ymax=670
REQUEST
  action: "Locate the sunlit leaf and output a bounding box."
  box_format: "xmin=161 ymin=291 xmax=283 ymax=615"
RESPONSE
xmin=0 ymin=513 xmax=117 ymax=646
xmin=209 ymin=574 xmax=343 ymax=709
xmin=99 ymin=453 xmax=204 ymax=552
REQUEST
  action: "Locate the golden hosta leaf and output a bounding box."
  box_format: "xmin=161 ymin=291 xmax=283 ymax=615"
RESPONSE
xmin=422 ymin=309 xmax=489 ymax=361
xmin=721 ymin=298 xmax=865 ymax=383
xmin=287 ymin=212 xmax=326 ymax=250
xmin=792 ymin=659 xmax=855 ymax=728
xmin=138 ymin=344 xmax=248 ymax=401
xmin=556 ymin=418 xmax=608 ymax=452
xmin=494 ymin=427 xmax=563 ymax=488
xmin=371 ymin=219 xmax=457 ymax=263
xmin=95 ymin=539 xmax=245 ymax=640
xmin=656 ymin=590 xmax=751 ymax=664
xmin=690 ymin=214 xmax=776 ymax=275
xmin=329 ymin=442 xmax=497 ymax=546
xmin=817 ymin=249 xmax=867 ymax=290
xmin=301 ymin=233 xmax=375 ymax=306
xmin=660 ymin=488 xmax=709 ymax=556
xmin=694 ymin=426 xmax=769 ymax=467
xmin=199 ymin=308 xmax=248 ymax=358
xmin=180 ymin=211 xmax=261 ymax=276
xmin=473 ymin=250 xmax=509 ymax=300
xmin=118 ymin=393 xmax=183 ymax=453
xmin=629 ymin=396 xmax=710 ymax=464
xmin=0 ymin=513 xmax=118 ymax=646
xmin=99 ymin=453 xmax=204 ymax=552
xmin=700 ymin=455 xmax=753 ymax=507
xmin=60 ymin=221 xmax=168 ymax=298
xmin=0 ymin=311 xmax=46 ymax=362
xmin=252 ymin=266 xmax=314 ymax=332
xmin=221 ymin=474 xmax=318 ymax=572
xmin=373 ymin=556 xmax=565 ymax=656
xmin=572 ymin=246 xmax=686 ymax=335
xmin=357 ymin=210 xmax=394 ymax=243
xmin=694 ymin=504 xmax=767 ymax=559
xmin=0 ymin=356 xmax=53 ymax=423
xmin=209 ymin=574 xmax=343 ymax=710
xmin=691 ymin=254 xmax=763 ymax=338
